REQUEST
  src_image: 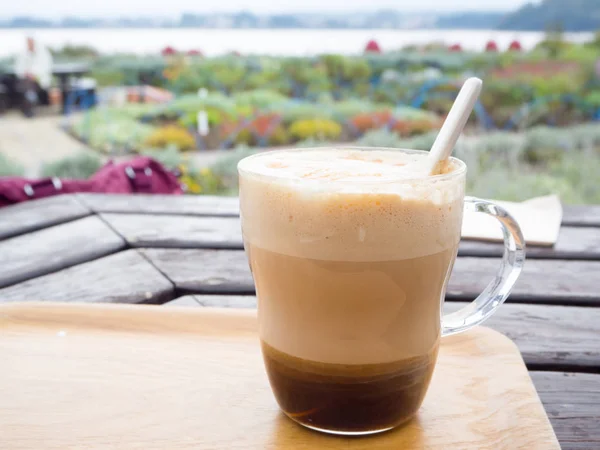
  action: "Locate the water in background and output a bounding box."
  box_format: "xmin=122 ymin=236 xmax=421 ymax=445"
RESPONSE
xmin=0 ymin=28 xmax=594 ymax=57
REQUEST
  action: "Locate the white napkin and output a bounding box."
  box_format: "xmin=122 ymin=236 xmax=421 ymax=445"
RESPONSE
xmin=461 ymin=195 xmax=563 ymax=247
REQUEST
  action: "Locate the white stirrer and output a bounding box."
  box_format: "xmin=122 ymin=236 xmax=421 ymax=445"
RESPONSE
xmin=424 ymin=77 xmax=483 ymax=175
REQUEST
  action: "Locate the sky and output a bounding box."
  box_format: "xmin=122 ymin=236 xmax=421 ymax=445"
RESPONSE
xmin=2 ymin=0 xmax=534 ymax=19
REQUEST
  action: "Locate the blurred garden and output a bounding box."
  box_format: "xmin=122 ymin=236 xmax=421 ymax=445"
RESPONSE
xmin=2 ymin=30 xmax=600 ymax=203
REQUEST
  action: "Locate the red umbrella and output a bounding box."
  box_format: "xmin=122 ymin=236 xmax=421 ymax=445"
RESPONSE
xmin=187 ymin=49 xmax=203 ymax=56
xmin=449 ymin=44 xmax=463 ymax=52
xmin=161 ymin=46 xmax=177 ymax=56
xmin=364 ymin=39 xmax=382 ymax=54
xmin=509 ymin=40 xmax=522 ymax=52
xmin=485 ymin=40 xmax=499 ymax=52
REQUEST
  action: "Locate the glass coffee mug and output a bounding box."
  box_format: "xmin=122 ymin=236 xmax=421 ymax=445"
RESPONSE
xmin=238 ymin=148 xmax=525 ymax=436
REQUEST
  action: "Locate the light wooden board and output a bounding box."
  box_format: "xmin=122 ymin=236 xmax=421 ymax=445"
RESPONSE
xmin=0 ymin=250 xmax=174 ymax=304
xmin=0 ymin=303 xmax=558 ymax=450
xmin=142 ymin=248 xmax=600 ymax=305
xmin=0 ymin=194 xmax=90 ymax=240
xmin=168 ymin=295 xmax=600 ymax=371
xmin=0 ymin=216 xmax=125 ymax=288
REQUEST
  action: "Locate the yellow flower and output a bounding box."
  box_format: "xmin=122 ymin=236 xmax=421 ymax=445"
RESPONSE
xmin=200 ymin=167 xmax=211 ymax=176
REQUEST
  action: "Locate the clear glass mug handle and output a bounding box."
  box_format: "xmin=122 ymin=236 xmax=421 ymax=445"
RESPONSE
xmin=442 ymin=197 xmax=526 ymax=336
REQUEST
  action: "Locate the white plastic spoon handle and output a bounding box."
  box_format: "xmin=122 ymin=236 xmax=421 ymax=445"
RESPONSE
xmin=427 ymin=77 xmax=483 ymax=175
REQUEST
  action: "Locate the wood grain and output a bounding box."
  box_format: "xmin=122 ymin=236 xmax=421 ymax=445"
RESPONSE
xmin=562 ymin=205 xmax=600 ymax=227
xmin=141 ymin=249 xmax=253 ymax=294
xmin=168 ymin=295 xmax=600 ymax=371
xmin=0 ymin=216 xmax=125 ymax=288
xmin=101 ymin=213 xmax=243 ymax=249
xmin=444 ymin=302 xmax=600 ymax=370
xmin=98 ymin=213 xmax=600 ymax=260
xmin=142 ymin=248 xmax=600 ymax=305
xmin=77 ymin=193 xmax=240 ymax=216
xmin=0 ymin=250 xmax=174 ymax=304
xmin=178 ymin=294 xmax=257 ymax=309
xmin=448 ymin=257 xmax=600 ymax=304
xmin=0 ymin=303 xmax=558 ymax=449
xmin=165 ymin=296 xmax=202 ymax=307
xmin=459 ymin=226 xmax=600 ymax=259
xmin=0 ymin=194 xmax=90 ymax=240
xmin=531 ymin=372 xmax=600 ymax=450
xmin=75 ymin=194 xmax=600 ymax=228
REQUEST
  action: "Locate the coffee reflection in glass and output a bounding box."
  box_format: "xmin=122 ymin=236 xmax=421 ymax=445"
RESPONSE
xmin=238 ymin=148 xmax=525 ymax=436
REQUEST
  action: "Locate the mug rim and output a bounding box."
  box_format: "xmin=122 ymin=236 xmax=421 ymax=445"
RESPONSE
xmin=237 ymin=146 xmax=467 ymax=185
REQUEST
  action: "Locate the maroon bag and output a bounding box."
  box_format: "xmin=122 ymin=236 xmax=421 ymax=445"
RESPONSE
xmin=0 ymin=157 xmax=183 ymax=207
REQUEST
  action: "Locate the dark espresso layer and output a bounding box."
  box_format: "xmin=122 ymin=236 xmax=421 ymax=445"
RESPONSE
xmin=262 ymin=341 xmax=438 ymax=433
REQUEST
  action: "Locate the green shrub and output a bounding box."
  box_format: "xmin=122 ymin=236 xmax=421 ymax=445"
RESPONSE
xmin=101 ymin=105 xmax=156 ymax=120
xmin=398 ymin=131 xmax=439 ymax=151
xmin=90 ymin=69 xmax=125 ymax=87
xmin=481 ymin=81 xmax=532 ymax=109
xmin=393 ymin=106 xmax=439 ymax=122
xmin=585 ymin=91 xmax=600 ymax=107
xmin=211 ymin=147 xmax=260 ymax=192
xmin=567 ymin=123 xmax=600 ymax=150
xmin=549 ymin=151 xmax=600 ymax=203
xmin=178 ymin=107 xmax=230 ymax=129
xmin=168 ymin=66 xmax=212 ymax=94
xmin=245 ymin=70 xmax=282 ymax=90
xmin=530 ymin=74 xmax=585 ymax=98
xmin=295 ymin=138 xmax=335 ymax=148
xmin=71 ymin=114 xmax=155 ymax=153
xmin=330 ymin=100 xmax=381 ymax=120
xmin=152 ymin=92 xmax=237 ymax=117
xmin=268 ymin=126 xmax=290 ymax=146
xmin=51 ymin=44 xmax=99 ymax=59
xmin=288 ymin=119 xmax=342 ymax=141
xmin=523 ymin=126 xmax=569 ymax=164
xmin=274 ymin=102 xmax=333 ymax=124
xmin=145 ymin=126 xmax=196 ymax=151
xmin=140 ymin=146 xmax=185 ymax=170
xmin=233 ymin=90 xmax=288 ymax=108
xmin=472 ymin=132 xmax=526 ymax=169
xmin=467 ymin=167 xmax=584 ymax=204
xmin=356 ymin=129 xmax=403 ymax=148
xmin=233 ymin=129 xmax=254 ymax=146
xmin=179 ymin=166 xmax=227 ymax=195
xmin=0 ymin=153 xmax=25 ymax=176
xmin=41 ymin=153 xmax=103 ymax=179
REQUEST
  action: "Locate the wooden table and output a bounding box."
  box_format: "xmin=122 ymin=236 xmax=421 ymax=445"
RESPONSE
xmin=1 ymin=193 xmax=599 ymax=449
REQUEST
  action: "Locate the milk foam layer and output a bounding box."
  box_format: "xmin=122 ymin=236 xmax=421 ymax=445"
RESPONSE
xmin=240 ymin=148 xmax=466 ymax=365
xmin=239 ymin=148 xmax=466 ymax=262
